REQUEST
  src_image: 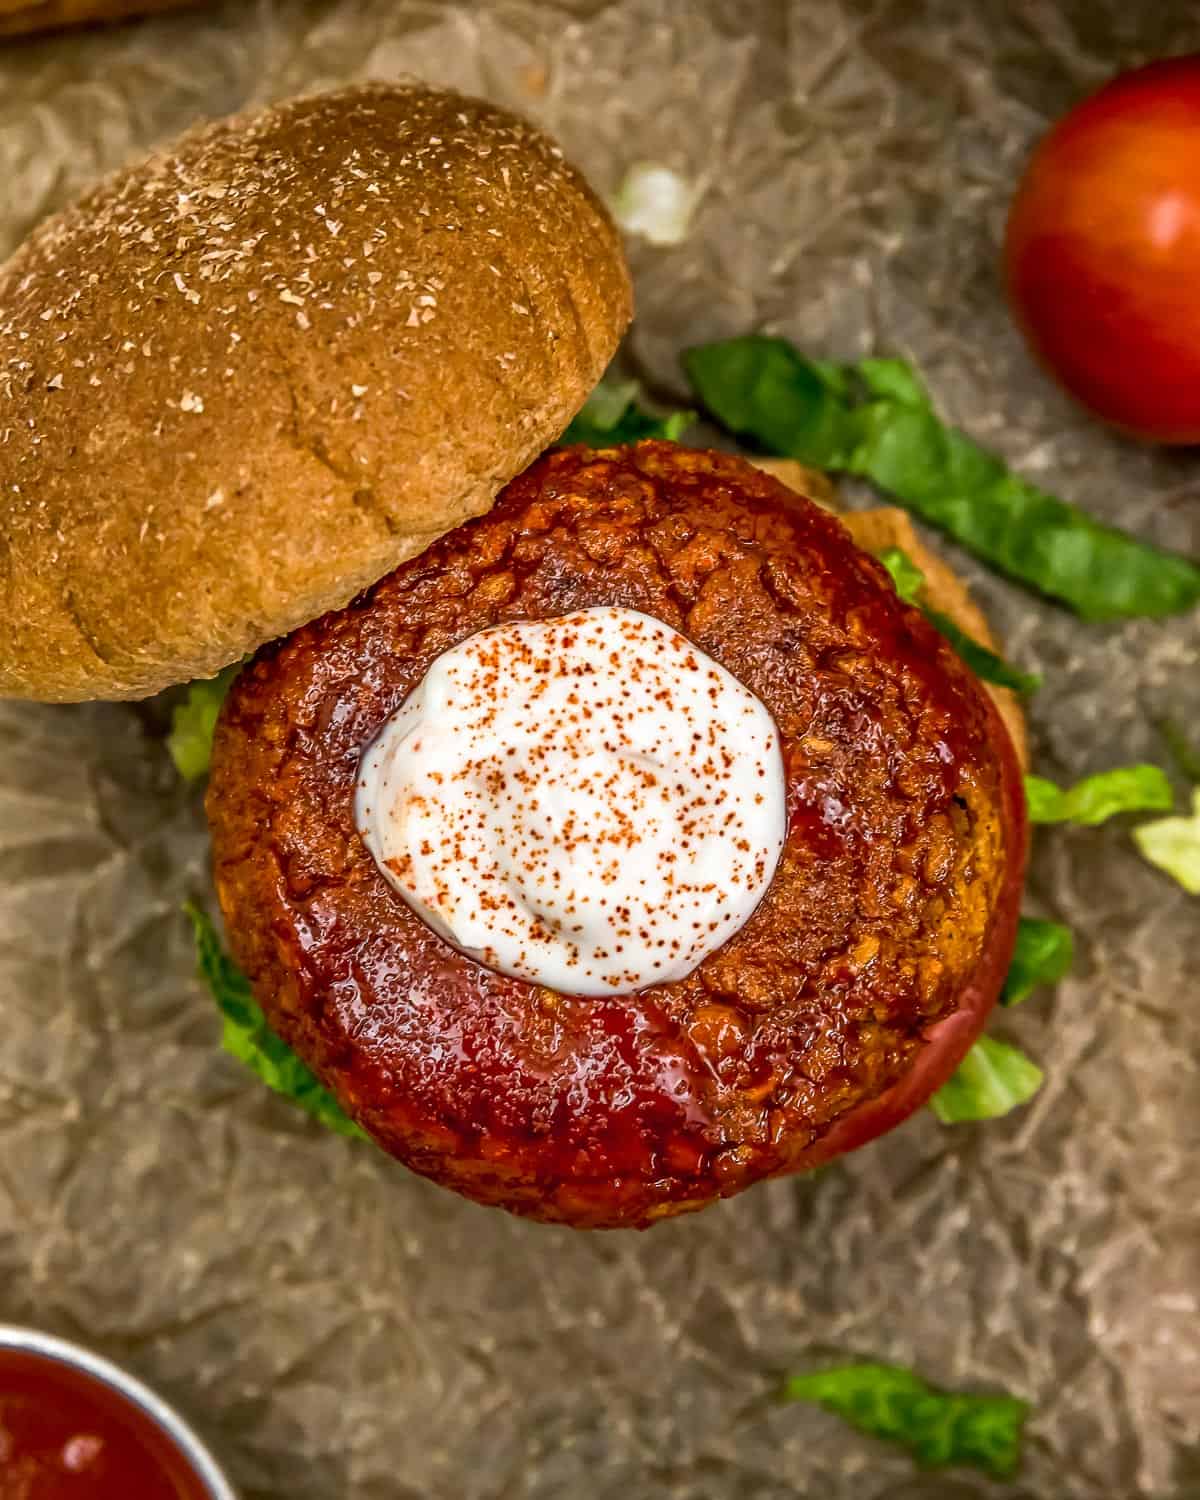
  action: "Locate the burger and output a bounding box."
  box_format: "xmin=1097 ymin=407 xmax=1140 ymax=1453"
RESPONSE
xmin=0 ymin=83 xmax=1027 ymax=1228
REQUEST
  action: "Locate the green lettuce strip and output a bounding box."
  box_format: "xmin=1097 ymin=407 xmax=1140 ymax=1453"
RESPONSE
xmin=1134 ymin=789 xmax=1200 ymax=895
xmin=1024 ymin=766 xmax=1173 ymax=826
xmin=559 ymin=377 xmax=694 ymax=446
xmin=1002 ymin=917 xmax=1074 ymax=1006
xmin=877 ymin=545 xmax=926 ymax=604
xmin=684 ymin=336 xmax=1200 ymax=620
xmin=781 ymin=1361 xmax=1029 ymax=1478
xmin=185 ymin=904 xmax=367 ymax=1141
xmin=167 ymin=666 xmax=240 ymax=781
xmin=930 ymin=1036 xmax=1044 ymax=1124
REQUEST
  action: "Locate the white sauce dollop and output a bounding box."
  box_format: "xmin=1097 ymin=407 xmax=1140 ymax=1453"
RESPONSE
xmin=355 ymin=607 xmax=786 ymax=996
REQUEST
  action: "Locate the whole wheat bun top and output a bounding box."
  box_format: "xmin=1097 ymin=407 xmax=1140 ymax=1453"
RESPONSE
xmin=0 ymin=83 xmax=632 ymax=701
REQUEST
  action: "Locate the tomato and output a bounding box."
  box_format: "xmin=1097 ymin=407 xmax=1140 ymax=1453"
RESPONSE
xmin=1005 ymin=55 xmax=1200 ymax=444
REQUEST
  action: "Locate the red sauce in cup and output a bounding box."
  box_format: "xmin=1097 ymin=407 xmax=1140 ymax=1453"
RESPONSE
xmin=0 ymin=1349 xmax=217 ymax=1500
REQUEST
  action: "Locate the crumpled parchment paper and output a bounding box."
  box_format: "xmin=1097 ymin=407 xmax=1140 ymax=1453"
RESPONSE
xmin=1 ymin=4 xmax=1199 ymax=1498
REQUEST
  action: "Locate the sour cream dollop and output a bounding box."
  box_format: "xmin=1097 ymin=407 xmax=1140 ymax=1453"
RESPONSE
xmin=355 ymin=606 xmax=786 ymax=996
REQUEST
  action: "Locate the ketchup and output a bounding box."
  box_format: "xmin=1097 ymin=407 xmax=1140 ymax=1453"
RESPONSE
xmin=0 ymin=1349 xmax=215 ymax=1500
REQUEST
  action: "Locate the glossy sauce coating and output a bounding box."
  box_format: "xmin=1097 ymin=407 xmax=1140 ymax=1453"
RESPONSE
xmin=0 ymin=1350 xmax=208 ymax=1500
xmin=207 ymin=443 xmax=1023 ymax=1228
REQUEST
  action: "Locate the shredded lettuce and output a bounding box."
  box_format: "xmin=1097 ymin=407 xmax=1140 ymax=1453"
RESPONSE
xmin=877 ymin=545 xmax=925 ymax=604
xmin=930 ymin=1036 xmax=1043 ymax=1124
xmin=560 ymin=378 xmax=694 ymax=446
xmin=1025 ymin=766 xmax=1173 ymax=826
xmin=876 ymin=547 xmax=1039 ymax=694
xmin=185 ymin=904 xmax=367 ymax=1140
xmin=167 ymin=666 xmax=239 ymax=781
xmin=1133 ymin=789 xmax=1200 ymax=895
xmin=611 ymin=163 xmax=698 ymax=247
xmin=683 ymin=336 xmax=1200 ymax=620
xmin=1002 ymin=917 xmax=1075 ymax=1006
xmin=781 ymin=1362 xmax=1029 ymax=1478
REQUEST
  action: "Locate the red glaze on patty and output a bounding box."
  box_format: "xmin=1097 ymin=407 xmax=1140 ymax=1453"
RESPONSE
xmin=206 ymin=443 xmax=1027 ymax=1228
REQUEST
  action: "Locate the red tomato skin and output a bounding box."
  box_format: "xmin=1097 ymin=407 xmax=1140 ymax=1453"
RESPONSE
xmin=1005 ymin=55 xmax=1200 ymax=444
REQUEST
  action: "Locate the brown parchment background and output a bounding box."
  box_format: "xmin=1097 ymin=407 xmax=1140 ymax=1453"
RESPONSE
xmin=1 ymin=3 xmax=1199 ymax=1497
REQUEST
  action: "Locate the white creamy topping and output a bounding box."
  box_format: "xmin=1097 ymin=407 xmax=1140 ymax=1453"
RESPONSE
xmin=355 ymin=606 xmax=786 ymax=996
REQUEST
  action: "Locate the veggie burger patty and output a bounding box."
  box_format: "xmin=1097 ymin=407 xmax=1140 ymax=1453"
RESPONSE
xmin=206 ymin=443 xmax=1025 ymax=1228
